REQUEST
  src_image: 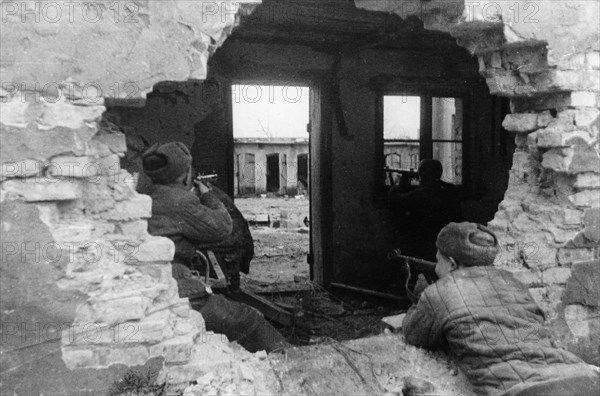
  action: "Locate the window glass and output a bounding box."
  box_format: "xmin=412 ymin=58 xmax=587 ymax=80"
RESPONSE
xmin=383 ymin=96 xmax=420 ymax=140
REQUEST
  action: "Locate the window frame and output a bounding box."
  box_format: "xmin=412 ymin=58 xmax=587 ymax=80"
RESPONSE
xmin=375 ymin=84 xmax=473 ymax=199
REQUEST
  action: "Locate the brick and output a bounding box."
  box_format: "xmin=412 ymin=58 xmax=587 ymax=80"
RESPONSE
xmin=135 ymin=311 xmax=173 ymax=343
xmin=102 ymin=194 xmax=152 ymax=220
xmin=511 ymin=269 xmax=541 ymax=286
xmin=536 ymin=129 xmax=591 ymax=149
xmin=171 ymin=300 xmax=192 ymax=318
xmin=574 ymin=173 xmax=600 ymax=189
xmin=90 ymin=296 xmax=147 ymax=326
xmin=564 ymin=209 xmax=583 ymax=225
xmin=47 ymin=156 xmax=99 ymax=179
xmin=36 ymin=99 xmax=105 ymax=131
xmin=564 ymin=260 xmax=600 ymax=307
xmin=542 ymin=267 xmax=572 ymax=285
xmin=568 ymin=190 xmax=600 ymax=208
xmin=564 ymin=305 xmax=597 ymax=339
xmin=583 ymin=208 xmax=600 ymax=241
xmin=97 ymin=345 xmax=149 ymax=368
xmin=93 ymin=132 xmax=127 ymax=154
xmin=119 ymin=220 xmax=149 ymax=239
xmin=150 ymin=335 xmax=193 ymax=363
xmin=571 ymin=92 xmax=600 ymax=107
xmin=1 ymin=125 xmax=97 ymax=164
xmin=574 ymin=108 xmax=600 ymax=131
xmin=126 ymin=236 xmax=175 ymax=263
xmin=557 ymin=248 xmax=597 ymax=265
xmin=542 ymin=146 xmax=600 ymax=174
xmin=62 ymin=347 xmax=99 ymax=370
xmin=1 ymin=179 xmax=81 ymax=201
xmin=503 ymin=113 xmax=538 ymax=133
xmin=1 ymin=159 xmax=43 ymax=180
xmin=566 ymin=232 xmax=598 ymax=248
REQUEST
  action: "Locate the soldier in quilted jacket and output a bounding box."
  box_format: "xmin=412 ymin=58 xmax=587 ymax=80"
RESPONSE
xmin=143 ymin=142 xmax=289 ymax=353
xmin=403 ymin=222 xmax=599 ymax=396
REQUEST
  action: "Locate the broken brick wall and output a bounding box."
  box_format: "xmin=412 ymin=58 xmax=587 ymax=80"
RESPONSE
xmin=358 ymin=0 xmax=600 ymax=364
xmin=0 ymin=2 xmax=259 ymax=394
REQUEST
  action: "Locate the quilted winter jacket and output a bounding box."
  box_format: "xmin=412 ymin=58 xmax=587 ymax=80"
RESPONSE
xmin=146 ymin=183 xmax=233 ymax=263
xmin=403 ymin=266 xmax=598 ymax=395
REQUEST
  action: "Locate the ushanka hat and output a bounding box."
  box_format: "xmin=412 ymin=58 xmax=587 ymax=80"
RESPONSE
xmin=436 ymin=222 xmax=499 ymax=266
xmin=142 ymin=142 xmax=192 ymax=184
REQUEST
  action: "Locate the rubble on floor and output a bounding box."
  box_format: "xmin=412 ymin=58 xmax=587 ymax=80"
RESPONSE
xmin=181 ymin=332 xmax=474 ymax=396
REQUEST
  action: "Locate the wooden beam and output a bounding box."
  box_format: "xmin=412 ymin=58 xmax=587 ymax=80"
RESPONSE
xmin=228 ymin=288 xmax=295 ymax=327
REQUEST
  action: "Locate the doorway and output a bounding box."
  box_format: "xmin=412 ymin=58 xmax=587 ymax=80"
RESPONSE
xmin=230 ymin=83 xmax=313 ymax=293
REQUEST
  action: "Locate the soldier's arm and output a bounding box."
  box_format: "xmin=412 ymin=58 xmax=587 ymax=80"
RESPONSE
xmin=402 ymin=286 xmax=445 ymax=349
xmin=178 ymin=192 xmax=233 ymax=243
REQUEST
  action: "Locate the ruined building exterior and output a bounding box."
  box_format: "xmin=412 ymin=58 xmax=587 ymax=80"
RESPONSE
xmin=1 ymin=0 xmax=598 ymax=393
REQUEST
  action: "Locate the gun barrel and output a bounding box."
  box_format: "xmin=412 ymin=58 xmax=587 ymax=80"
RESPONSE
xmin=393 ymin=254 xmax=437 ymax=272
xmin=197 ymin=174 xmax=218 ymax=180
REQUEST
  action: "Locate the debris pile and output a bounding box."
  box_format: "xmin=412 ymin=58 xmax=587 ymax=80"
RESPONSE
xmin=182 ymin=348 xmax=277 ymax=396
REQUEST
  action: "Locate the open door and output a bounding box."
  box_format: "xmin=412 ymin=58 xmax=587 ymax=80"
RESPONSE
xmin=309 ymin=84 xmax=332 ymax=284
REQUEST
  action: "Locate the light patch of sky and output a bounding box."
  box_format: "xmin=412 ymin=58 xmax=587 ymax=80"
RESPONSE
xmin=384 ymin=96 xmax=420 ymax=140
xmin=232 ymin=85 xmax=310 ymax=138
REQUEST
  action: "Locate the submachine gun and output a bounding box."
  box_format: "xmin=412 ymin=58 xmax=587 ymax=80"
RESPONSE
xmin=387 ymin=249 xmax=438 ymax=302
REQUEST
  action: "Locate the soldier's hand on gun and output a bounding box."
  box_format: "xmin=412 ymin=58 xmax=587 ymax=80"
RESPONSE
xmin=413 ymin=274 xmax=429 ymax=299
xmin=406 ymin=273 xmax=430 ymax=304
xmin=193 ymin=177 xmax=211 ymax=194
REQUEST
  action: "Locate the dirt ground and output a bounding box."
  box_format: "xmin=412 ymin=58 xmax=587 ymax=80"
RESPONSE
xmin=235 ymin=197 xmax=408 ymax=346
xmin=236 ymin=196 xmax=310 ymax=286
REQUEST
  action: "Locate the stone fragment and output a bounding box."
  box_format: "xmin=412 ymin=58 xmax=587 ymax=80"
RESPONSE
xmin=88 ymin=296 xmax=146 ymax=326
xmin=568 ymin=190 xmax=600 ymax=208
xmin=536 ymin=129 xmax=592 ymax=148
xmin=564 ymin=304 xmax=597 ymax=338
xmin=557 ymin=248 xmax=597 ymax=265
xmin=154 ymin=335 xmax=193 ymax=363
xmin=102 ymin=195 xmax=152 ymax=220
xmin=1 ymin=179 xmax=81 ymax=201
xmin=96 ymin=345 xmax=149 ymax=368
xmin=510 ymin=269 xmax=540 ymax=286
xmin=583 ymin=208 xmax=600 ymax=241
xmin=564 ymin=209 xmax=582 ymax=225
xmin=94 ymin=132 xmax=127 ymax=154
xmin=502 ymin=113 xmax=538 ymax=133
xmin=574 ymin=108 xmax=600 ymax=131
xmin=0 ymin=99 xmax=29 ymax=127
xmin=47 ymin=156 xmax=98 ymax=179
xmin=36 ymin=98 xmax=105 ymax=130
xmin=564 ymin=260 xmax=600 ymax=306
xmin=61 ymin=347 xmax=98 ymax=370
xmin=381 ymin=313 xmax=406 ymax=333
xmin=127 ymin=237 xmax=175 ymax=263
xmin=571 ymin=92 xmax=600 ymax=107
xmin=542 ymin=267 xmax=572 ymax=285
xmin=574 ymin=173 xmax=600 ymax=189
xmin=588 ymin=52 xmax=600 ymax=69
xmin=542 ymin=146 xmax=600 ymax=174
xmin=119 ymin=220 xmax=149 ymax=239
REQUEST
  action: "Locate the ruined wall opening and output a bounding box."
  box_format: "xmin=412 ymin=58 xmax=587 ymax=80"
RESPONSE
xmin=2 ymin=1 xmax=598 ymax=393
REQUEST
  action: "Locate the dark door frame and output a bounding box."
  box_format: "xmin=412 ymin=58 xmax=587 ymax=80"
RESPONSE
xmin=225 ymin=79 xmax=333 ymax=285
